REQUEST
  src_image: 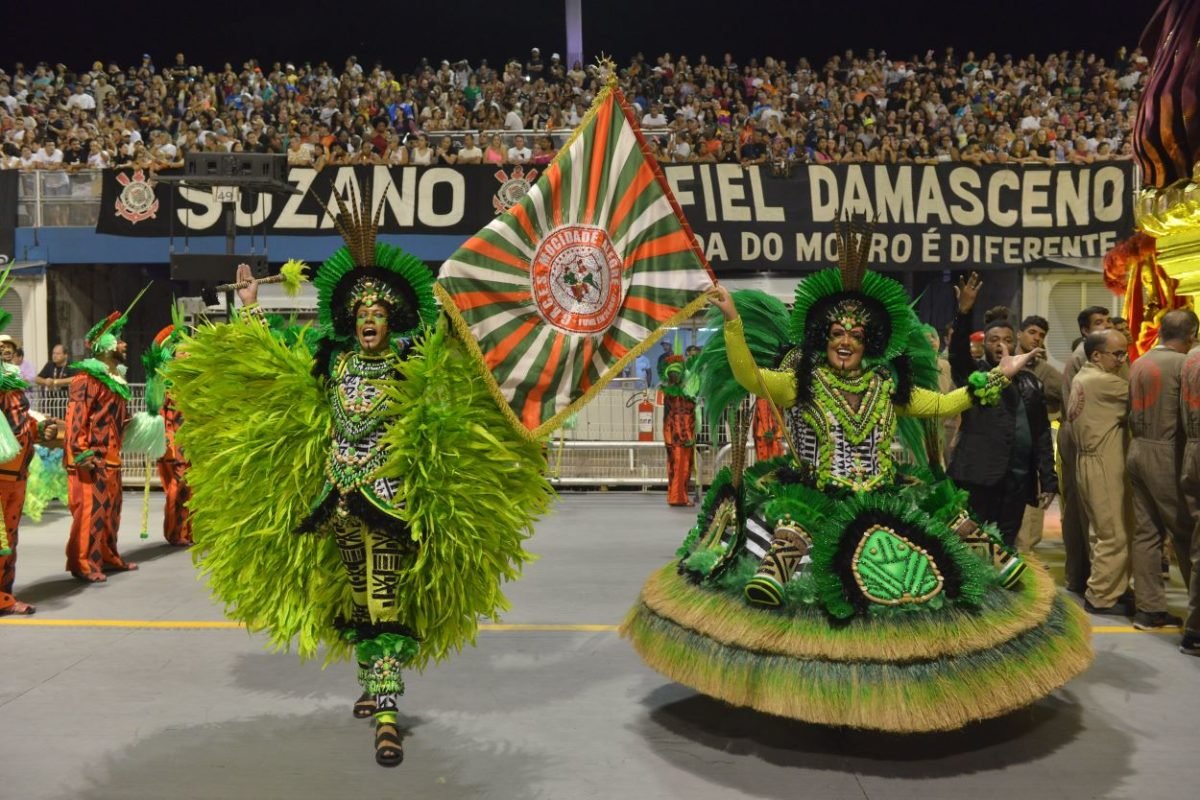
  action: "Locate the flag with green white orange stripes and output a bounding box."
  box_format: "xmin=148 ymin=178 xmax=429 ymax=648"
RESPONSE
xmin=437 ymin=85 xmax=715 ymax=439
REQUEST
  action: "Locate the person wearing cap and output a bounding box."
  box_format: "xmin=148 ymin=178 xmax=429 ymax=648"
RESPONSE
xmin=526 ymin=48 xmax=544 ymax=79
xmin=659 ymin=346 xmax=697 ymax=507
xmin=64 ymin=297 xmax=159 ymax=582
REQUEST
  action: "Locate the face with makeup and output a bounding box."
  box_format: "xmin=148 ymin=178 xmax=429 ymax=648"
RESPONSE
xmin=355 ymin=303 xmax=391 ymax=354
xmin=826 ymin=322 xmax=865 ymax=374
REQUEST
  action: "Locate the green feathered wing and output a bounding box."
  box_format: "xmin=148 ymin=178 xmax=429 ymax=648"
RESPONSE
xmin=165 ymin=315 xmax=352 ymax=662
xmin=695 ymin=290 xmax=790 ymax=429
xmin=891 ymin=307 xmax=943 ymax=469
xmin=374 ymin=318 xmax=554 ymax=669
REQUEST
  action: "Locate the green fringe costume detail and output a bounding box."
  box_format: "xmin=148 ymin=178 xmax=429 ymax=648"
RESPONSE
xmin=69 ymin=359 xmax=131 ymax=401
xmin=351 ymin=632 xmax=421 ymax=695
xmin=622 ymin=579 xmax=1093 ymax=733
xmin=374 ymin=318 xmax=553 ymax=669
xmin=314 ymin=244 xmax=438 ymax=342
xmin=968 ymin=369 xmax=1008 ymax=406
xmin=123 ymin=413 xmax=166 ymax=460
xmin=279 ymin=259 xmax=309 ymax=296
xmin=22 ymin=446 xmax=70 ymax=522
xmin=166 ymin=315 xmax=352 ymax=662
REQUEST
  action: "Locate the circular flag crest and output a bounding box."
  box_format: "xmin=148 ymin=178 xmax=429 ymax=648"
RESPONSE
xmin=531 ymin=225 xmax=623 ymax=334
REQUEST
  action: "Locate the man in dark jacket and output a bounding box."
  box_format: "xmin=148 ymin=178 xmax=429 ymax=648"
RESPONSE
xmin=948 ymin=273 xmax=1058 ymax=546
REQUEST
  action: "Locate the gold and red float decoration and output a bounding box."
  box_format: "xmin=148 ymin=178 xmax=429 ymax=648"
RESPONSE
xmin=1131 ymin=0 xmax=1200 ymax=329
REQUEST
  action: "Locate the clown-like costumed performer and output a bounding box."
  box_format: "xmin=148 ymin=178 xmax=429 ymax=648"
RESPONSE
xmin=166 ymin=193 xmax=551 ymax=767
xmin=64 ymin=290 xmax=162 ymax=583
xmin=623 ymin=221 xmax=1094 ymax=732
xmin=137 ymin=316 xmax=191 ymax=546
xmin=660 ymin=344 xmax=697 ymax=507
xmin=752 ymin=397 xmax=785 ymax=461
xmin=0 ymin=268 xmax=56 ymax=615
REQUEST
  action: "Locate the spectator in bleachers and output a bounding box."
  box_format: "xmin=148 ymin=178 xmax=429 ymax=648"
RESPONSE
xmin=0 ymin=45 xmax=1148 ymax=174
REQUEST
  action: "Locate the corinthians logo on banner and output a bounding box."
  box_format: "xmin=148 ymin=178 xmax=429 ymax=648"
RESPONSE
xmin=113 ymin=169 xmax=159 ymax=224
xmin=530 ymin=225 xmax=623 ymax=334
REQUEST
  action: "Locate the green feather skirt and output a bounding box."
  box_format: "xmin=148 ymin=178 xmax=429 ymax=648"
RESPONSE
xmin=622 ymin=468 xmax=1094 ymax=732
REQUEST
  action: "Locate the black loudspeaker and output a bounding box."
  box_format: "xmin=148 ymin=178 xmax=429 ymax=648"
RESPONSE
xmin=184 ymin=152 xmax=286 ymax=184
xmin=170 ymin=253 xmax=268 ymax=281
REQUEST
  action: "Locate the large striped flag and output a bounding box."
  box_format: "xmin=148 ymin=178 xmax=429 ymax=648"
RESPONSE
xmin=437 ymin=85 xmax=716 ymax=439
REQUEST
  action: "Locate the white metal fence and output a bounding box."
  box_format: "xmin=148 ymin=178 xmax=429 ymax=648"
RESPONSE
xmin=30 ymin=381 xmax=731 ymax=490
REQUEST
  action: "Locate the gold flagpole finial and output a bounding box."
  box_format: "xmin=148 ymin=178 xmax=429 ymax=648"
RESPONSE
xmin=593 ymin=54 xmax=618 ymax=91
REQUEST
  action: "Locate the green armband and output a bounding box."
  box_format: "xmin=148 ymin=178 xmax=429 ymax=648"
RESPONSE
xmin=73 ymin=449 xmax=97 ymax=465
xmin=966 ymin=370 xmax=1009 ymax=406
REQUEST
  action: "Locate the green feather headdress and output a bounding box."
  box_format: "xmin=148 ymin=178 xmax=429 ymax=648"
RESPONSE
xmin=312 ymin=183 xmax=437 ymax=343
xmin=788 ymin=216 xmax=913 ymax=365
xmin=141 ymin=303 xmax=186 ymax=417
xmin=86 ymin=283 xmax=151 ymax=354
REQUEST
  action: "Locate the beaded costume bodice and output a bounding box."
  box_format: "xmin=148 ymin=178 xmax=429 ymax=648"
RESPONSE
xmin=785 ymin=365 xmax=897 ymax=492
xmin=326 ymin=348 xmax=404 ymax=508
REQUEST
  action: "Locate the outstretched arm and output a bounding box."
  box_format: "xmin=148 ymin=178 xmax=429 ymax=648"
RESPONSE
xmin=708 ymin=286 xmax=796 ymax=408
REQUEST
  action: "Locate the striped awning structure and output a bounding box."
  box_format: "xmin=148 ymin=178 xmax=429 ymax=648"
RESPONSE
xmin=437 ymin=84 xmax=715 ymax=438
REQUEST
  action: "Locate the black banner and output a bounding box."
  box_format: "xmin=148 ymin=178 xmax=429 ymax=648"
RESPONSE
xmin=96 ymin=162 xmax=1134 ymax=268
xmin=0 ymin=170 xmax=16 ymax=258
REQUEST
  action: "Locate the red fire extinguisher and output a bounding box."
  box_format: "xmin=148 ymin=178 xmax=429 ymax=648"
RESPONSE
xmin=628 ymin=391 xmax=656 ymax=441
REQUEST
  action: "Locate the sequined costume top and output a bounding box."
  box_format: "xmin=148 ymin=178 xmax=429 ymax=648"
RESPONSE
xmin=323 ymin=344 xmax=410 ymax=520
xmin=723 ymin=316 xmax=978 ymax=492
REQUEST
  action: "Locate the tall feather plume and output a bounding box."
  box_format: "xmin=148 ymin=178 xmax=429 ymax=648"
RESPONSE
xmin=834 ymin=211 xmax=875 ymax=291
xmin=326 ymin=177 xmax=379 ymax=266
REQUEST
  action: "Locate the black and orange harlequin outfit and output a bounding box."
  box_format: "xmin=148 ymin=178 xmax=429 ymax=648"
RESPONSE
xmin=660 ymin=356 xmax=696 ymax=506
xmin=64 ymin=362 xmax=133 ymax=579
xmin=0 ymin=366 xmax=40 ymax=614
xmin=158 ymin=396 xmax=191 ymax=546
xmin=752 ymin=396 xmax=785 ymax=461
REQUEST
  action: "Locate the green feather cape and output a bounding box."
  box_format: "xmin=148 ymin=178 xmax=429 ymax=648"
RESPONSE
xmin=166 ymin=315 xmax=350 ymax=662
xmin=375 ymin=318 xmax=553 ymax=668
xmin=695 ymin=290 xmax=790 ymax=430
xmin=166 ymin=311 xmax=553 ymax=669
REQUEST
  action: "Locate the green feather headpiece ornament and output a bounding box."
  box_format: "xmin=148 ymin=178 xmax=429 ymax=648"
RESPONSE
xmin=312 ymin=182 xmax=437 ymax=342
xmin=86 ymin=283 xmax=151 ymax=354
xmin=788 ymin=214 xmax=913 ymax=364
xmin=141 ymin=303 xmax=186 ymax=416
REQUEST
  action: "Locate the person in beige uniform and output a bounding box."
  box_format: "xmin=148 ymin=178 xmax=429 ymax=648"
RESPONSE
xmin=1177 ymin=345 xmax=1200 ymax=655
xmin=1070 ymin=329 xmax=1134 ymax=614
xmin=1060 ymin=306 xmax=1112 ymax=592
xmin=1017 ymin=315 xmax=1062 ymax=552
xmin=1128 ymin=311 xmax=1197 ymax=630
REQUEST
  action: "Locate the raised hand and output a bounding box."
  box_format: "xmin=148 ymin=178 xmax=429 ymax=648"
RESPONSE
xmin=955 ymin=271 xmax=983 ymax=314
xmin=998 ymin=343 xmax=1042 ymax=378
xmin=705 ymin=285 xmax=738 ymax=321
xmin=235 ymin=263 xmax=258 ymax=307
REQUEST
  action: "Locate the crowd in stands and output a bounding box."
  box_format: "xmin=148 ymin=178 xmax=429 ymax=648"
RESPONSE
xmin=0 ymin=45 xmax=1147 ymax=174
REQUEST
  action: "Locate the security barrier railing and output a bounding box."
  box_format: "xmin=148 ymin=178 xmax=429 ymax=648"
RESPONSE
xmin=30 ymin=381 xmax=719 ymax=490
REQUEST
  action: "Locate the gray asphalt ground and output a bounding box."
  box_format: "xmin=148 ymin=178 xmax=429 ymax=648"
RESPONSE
xmin=1 ymin=493 xmax=1198 ymax=800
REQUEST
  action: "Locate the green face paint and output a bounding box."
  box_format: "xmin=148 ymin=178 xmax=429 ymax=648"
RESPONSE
xmin=354 ymin=303 xmax=391 ymax=354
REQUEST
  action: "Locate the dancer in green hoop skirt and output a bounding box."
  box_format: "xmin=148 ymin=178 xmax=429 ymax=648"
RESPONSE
xmin=623 ymin=222 xmax=1093 ymax=733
